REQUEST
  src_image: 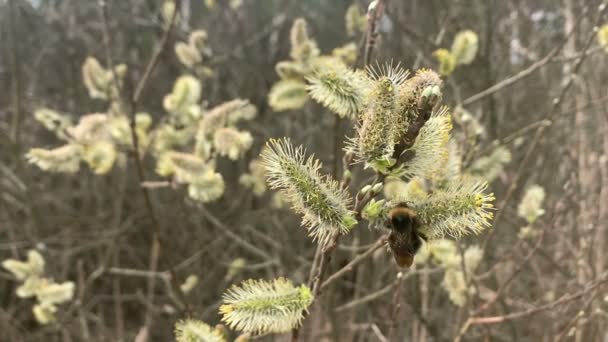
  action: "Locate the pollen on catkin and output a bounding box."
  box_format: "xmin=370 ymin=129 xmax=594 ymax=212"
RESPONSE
xmin=219 ymin=278 xmax=313 ymax=334
xmin=392 ymin=178 xmax=495 ymax=239
xmin=399 ymin=107 xmax=452 ymax=179
xmin=260 ymin=138 xmax=357 ymax=246
xmin=175 ymin=319 xmax=226 ymax=342
xmin=353 ymin=75 xmax=400 ymax=167
xmin=306 ymin=64 xmax=367 ymax=119
xmin=395 ymin=69 xmax=442 ymax=137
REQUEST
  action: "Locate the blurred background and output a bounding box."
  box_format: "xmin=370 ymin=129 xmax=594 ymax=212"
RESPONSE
xmin=1 ymin=0 xmax=608 ymax=341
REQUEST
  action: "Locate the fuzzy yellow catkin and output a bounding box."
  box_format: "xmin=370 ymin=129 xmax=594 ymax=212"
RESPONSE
xmin=517 ymin=184 xmax=545 ymax=224
xmin=229 ymin=0 xmax=243 ymax=9
xmin=433 ymin=49 xmax=456 ymax=76
xmin=261 ymin=138 xmax=357 ymax=245
xmin=597 ymin=24 xmax=608 ymax=52
xmin=37 ymin=282 xmax=75 ymax=306
xmin=443 ymin=268 xmax=468 ymax=306
xmin=163 ymin=75 xmax=202 ymax=116
xmin=108 ymin=113 xmax=151 ymax=150
xmin=219 ymin=278 xmax=314 ymax=334
xmin=306 ymin=63 xmax=366 ymax=119
xmin=34 ymin=108 xmax=72 ymax=137
xmin=470 ymin=145 xmax=511 ymax=182
xmin=180 ymin=275 xmax=199 ymax=294
xmin=2 ymin=250 xmax=45 ymax=281
xmin=175 ymin=319 xmax=226 ymax=342
xmin=82 ymin=57 xmax=110 ymax=99
xmin=3 ymin=251 xmax=75 ymax=324
xmin=455 ymin=106 xmax=484 ymax=137
xmin=82 ymin=142 xmax=117 ymax=175
xmin=225 ymin=258 xmax=247 ymax=281
xmin=332 ymin=42 xmax=358 ymax=65
xmin=68 ymin=113 xmax=110 ymax=143
xmin=289 ymin=18 xmax=320 ymax=63
xmin=396 ymin=69 xmax=442 ymax=136
xmin=268 ymin=79 xmax=309 ymax=111
xmin=33 ymin=304 xmax=57 ymax=325
xmin=175 ymin=42 xmax=202 ymax=68
xmin=162 ymin=1 xmax=179 ymax=27
xmin=345 ymin=3 xmax=367 ymax=36
xmin=394 ymin=178 xmax=494 ymax=240
xmin=383 ymin=176 xmax=409 ymax=201
xmin=159 ymin=151 xmax=208 ymax=183
xmin=187 ymin=170 xmax=225 ymax=203
xmin=418 ymin=241 xmax=482 ymax=306
xmin=17 ymin=277 xmax=45 ymax=298
xmin=199 ymin=99 xmax=256 ymax=136
xmin=152 ymin=124 xmax=194 ymax=155
xmin=275 ymin=61 xmax=306 ymax=80
xmin=450 ymin=30 xmax=479 ymax=65
xmin=26 ymin=145 xmax=82 ymax=174
xmin=357 ymin=76 xmax=399 ymax=164
xmin=401 ymin=107 xmax=452 ymax=179
xmin=443 ymin=139 xmax=462 ymax=181
xmin=213 ymin=127 xmax=253 ymax=160
xmin=239 ymin=159 xmax=267 ymax=196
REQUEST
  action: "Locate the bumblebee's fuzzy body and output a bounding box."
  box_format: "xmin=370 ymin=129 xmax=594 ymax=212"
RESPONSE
xmin=386 ymin=206 xmax=424 ymax=268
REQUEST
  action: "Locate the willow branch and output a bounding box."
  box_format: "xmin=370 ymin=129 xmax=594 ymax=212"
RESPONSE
xmin=483 ymin=1 xmax=608 ymax=248
xmin=321 ymin=234 xmax=387 ymax=290
xmin=99 ymin=0 xmax=179 ymax=338
xmin=363 ymin=0 xmax=385 ymax=66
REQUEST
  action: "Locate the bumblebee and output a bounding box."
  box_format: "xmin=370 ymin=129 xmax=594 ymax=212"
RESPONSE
xmin=386 ymin=205 xmax=426 ymax=268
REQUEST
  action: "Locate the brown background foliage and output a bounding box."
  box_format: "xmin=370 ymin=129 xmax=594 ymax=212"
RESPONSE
xmin=1 ymin=0 xmax=607 ymax=341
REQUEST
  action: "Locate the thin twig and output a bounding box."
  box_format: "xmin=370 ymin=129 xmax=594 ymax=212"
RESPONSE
xmin=335 ymin=282 xmax=396 ymax=313
xmin=198 ymin=205 xmax=276 ymax=262
xmin=99 ymin=0 xmax=179 ymax=338
xmin=132 ymin=1 xmax=180 ymax=104
xmin=334 ymin=268 xmax=440 ymax=312
xmin=292 ymin=4 xmax=389 ymax=339
xmin=461 ymin=3 xmax=591 ymax=107
xmin=363 ymin=0 xmax=385 ymax=66
xmin=454 ymin=274 xmax=607 ymax=341
xmin=7 ymin=0 xmax=23 ymax=153
xmin=291 ymin=177 xmax=382 ymax=340
xmin=483 ymin=1 xmax=608 ymax=249
xmin=387 ymin=271 xmax=405 ymax=341
xmin=320 ymin=235 xmax=387 ymax=290
xmin=474 ymin=231 xmax=545 ymax=316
